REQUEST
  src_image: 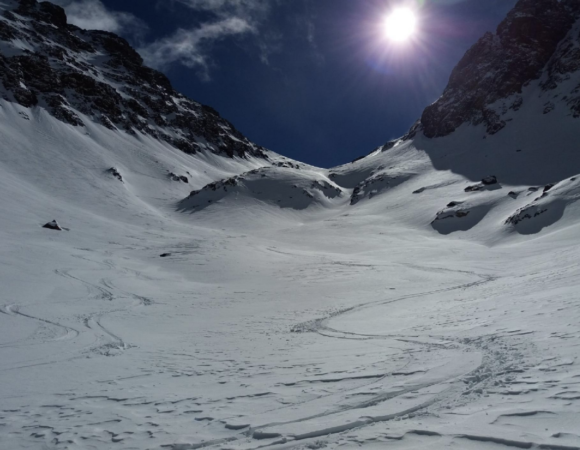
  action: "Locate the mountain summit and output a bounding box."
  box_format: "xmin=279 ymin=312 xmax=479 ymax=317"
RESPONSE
xmin=0 ymin=0 xmax=267 ymax=159
xmin=421 ymin=0 xmax=580 ymax=138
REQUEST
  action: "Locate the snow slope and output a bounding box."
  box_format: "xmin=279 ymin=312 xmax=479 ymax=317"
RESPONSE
xmin=2 ymin=1 xmax=580 ymax=450
xmin=2 ymin=91 xmax=580 ymax=450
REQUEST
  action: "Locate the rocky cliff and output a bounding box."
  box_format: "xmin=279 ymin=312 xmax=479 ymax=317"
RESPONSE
xmin=0 ymin=0 xmax=268 ymax=159
xmin=421 ymin=0 xmax=580 ymax=138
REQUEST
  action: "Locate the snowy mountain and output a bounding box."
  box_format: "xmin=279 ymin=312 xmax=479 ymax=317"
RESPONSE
xmin=421 ymin=0 xmax=580 ymax=138
xmin=2 ymin=1 xmax=580 ymax=450
xmin=0 ymin=0 xmax=268 ymax=159
xmin=328 ymin=0 xmax=580 ymax=238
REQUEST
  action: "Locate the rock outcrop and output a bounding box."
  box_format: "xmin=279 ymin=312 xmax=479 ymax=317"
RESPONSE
xmin=42 ymin=220 xmax=62 ymax=230
xmin=0 ymin=0 xmax=268 ymax=160
xmin=421 ymin=0 xmax=580 ymax=138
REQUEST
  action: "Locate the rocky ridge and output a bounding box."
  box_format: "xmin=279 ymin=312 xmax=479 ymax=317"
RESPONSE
xmin=420 ymin=0 xmax=580 ymax=138
xmin=0 ymin=0 xmax=268 ymax=159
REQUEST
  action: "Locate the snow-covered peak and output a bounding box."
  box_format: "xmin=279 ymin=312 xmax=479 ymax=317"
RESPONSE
xmin=0 ymin=0 xmax=269 ymax=160
xmin=420 ymin=0 xmax=580 ymax=138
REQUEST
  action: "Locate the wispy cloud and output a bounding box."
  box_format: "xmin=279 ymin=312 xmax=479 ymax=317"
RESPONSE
xmin=174 ymin=0 xmax=272 ymax=21
xmin=139 ymin=18 xmax=254 ymax=80
xmin=139 ymin=0 xmax=277 ymax=78
xmin=51 ymin=0 xmax=146 ymax=38
xmin=55 ymin=0 xmax=323 ymax=81
xmin=296 ymin=0 xmax=324 ymax=66
xmin=148 ymin=0 xmax=323 ymax=77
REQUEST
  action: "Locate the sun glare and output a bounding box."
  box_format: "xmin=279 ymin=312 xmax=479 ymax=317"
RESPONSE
xmin=384 ymin=7 xmax=417 ymax=43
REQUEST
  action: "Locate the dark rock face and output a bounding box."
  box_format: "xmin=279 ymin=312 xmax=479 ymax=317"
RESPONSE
xmin=350 ymin=173 xmax=410 ymax=205
xmin=481 ymin=176 xmax=498 ymax=186
xmin=506 ymin=205 xmax=548 ymax=226
xmin=432 ymin=207 xmax=470 ymax=223
xmin=16 ymin=0 xmax=67 ymax=28
xmin=421 ymin=0 xmax=580 ymax=138
xmin=465 ymin=176 xmax=500 ymax=193
xmin=168 ymin=173 xmax=189 ymax=183
xmin=42 ymin=220 xmax=62 ymax=230
xmin=541 ymin=18 xmax=580 ymax=117
xmin=0 ymin=0 xmax=268 ymax=160
xmin=107 ymin=167 xmax=123 ymax=182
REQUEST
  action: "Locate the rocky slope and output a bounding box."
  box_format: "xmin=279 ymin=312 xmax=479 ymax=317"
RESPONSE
xmin=0 ymin=0 xmax=267 ymax=159
xmin=421 ymin=0 xmax=580 ymax=138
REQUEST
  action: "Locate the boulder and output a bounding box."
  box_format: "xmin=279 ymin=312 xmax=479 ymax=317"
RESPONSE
xmin=42 ymin=220 xmax=62 ymax=231
xmin=107 ymin=167 xmax=123 ymax=182
xmin=465 ymin=176 xmax=500 ymax=192
xmin=168 ymin=172 xmax=189 ymax=183
xmin=481 ymin=175 xmax=498 ymax=186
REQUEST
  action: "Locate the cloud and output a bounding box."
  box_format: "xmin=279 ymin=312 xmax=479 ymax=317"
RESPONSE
xmin=174 ymin=0 xmax=278 ymax=64
xmin=51 ymin=0 xmax=146 ymax=38
xmin=138 ymin=0 xmax=276 ymax=79
xmin=173 ymin=0 xmax=272 ymax=20
xmin=296 ymin=0 xmax=324 ymax=66
xmin=139 ymin=18 xmax=254 ymax=80
xmin=151 ymin=0 xmax=323 ymax=76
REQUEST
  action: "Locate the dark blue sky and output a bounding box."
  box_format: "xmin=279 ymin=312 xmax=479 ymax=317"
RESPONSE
xmin=72 ymin=0 xmax=517 ymax=167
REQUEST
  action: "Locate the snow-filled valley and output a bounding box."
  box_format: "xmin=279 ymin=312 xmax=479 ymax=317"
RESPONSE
xmin=3 ymin=0 xmax=580 ymax=448
xmin=2 ymin=95 xmax=580 ymax=450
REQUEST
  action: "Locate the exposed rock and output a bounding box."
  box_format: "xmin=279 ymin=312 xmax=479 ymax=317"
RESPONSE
xmin=273 ymin=161 xmax=301 ymax=170
xmin=42 ymin=220 xmax=62 ymax=230
xmin=431 ymin=200 xmax=492 ymax=235
xmin=421 ymin=0 xmax=580 ymax=138
xmin=505 ymin=176 xmax=580 ymax=234
xmin=543 ymin=102 xmax=555 ymax=114
xmin=350 ymin=173 xmax=411 ymax=205
xmin=465 ymin=184 xmax=483 ymax=193
xmin=106 ymin=167 xmax=123 ymax=182
xmin=381 ymin=140 xmax=398 ymax=152
xmin=465 ymin=176 xmax=500 ymax=192
xmin=16 ymin=0 xmax=67 ymax=29
xmin=482 ymin=176 xmax=498 ymax=186
xmin=168 ymin=172 xmax=189 ymax=183
xmin=180 ymin=167 xmax=343 ymax=212
xmin=0 ymin=0 xmax=269 ymax=160
xmin=506 ymin=206 xmax=549 ymax=226
xmin=433 ymin=209 xmax=470 ymax=222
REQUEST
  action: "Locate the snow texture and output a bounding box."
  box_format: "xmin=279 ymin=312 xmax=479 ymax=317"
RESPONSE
xmin=2 ymin=1 xmax=580 ymax=450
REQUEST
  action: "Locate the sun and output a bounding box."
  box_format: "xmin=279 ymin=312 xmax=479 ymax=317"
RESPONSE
xmin=384 ymin=7 xmax=417 ymax=43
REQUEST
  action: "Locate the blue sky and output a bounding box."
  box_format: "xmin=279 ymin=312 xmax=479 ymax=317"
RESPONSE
xmin=54 ymin=0 xmax=517 ymax=167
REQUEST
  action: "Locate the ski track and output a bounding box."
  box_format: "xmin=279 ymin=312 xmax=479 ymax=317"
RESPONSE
xmin=0 ymin=258 xmax=141 ymax=366
xmin=0 ymin=303 xmax=80 ymax=343
xmin=3 ymin=253 xmax=579 ymax=450
xmin=315 ymin=272 xmax=496 ymax=340
xmin=4 ymin=1 xmax=580 ymax=448
xmin=157 ymin=271 xmax=509 ymax=449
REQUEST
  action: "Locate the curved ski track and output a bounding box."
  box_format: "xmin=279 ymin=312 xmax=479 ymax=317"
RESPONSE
xmin=166 ymin=270 xmax=511 ymax=450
